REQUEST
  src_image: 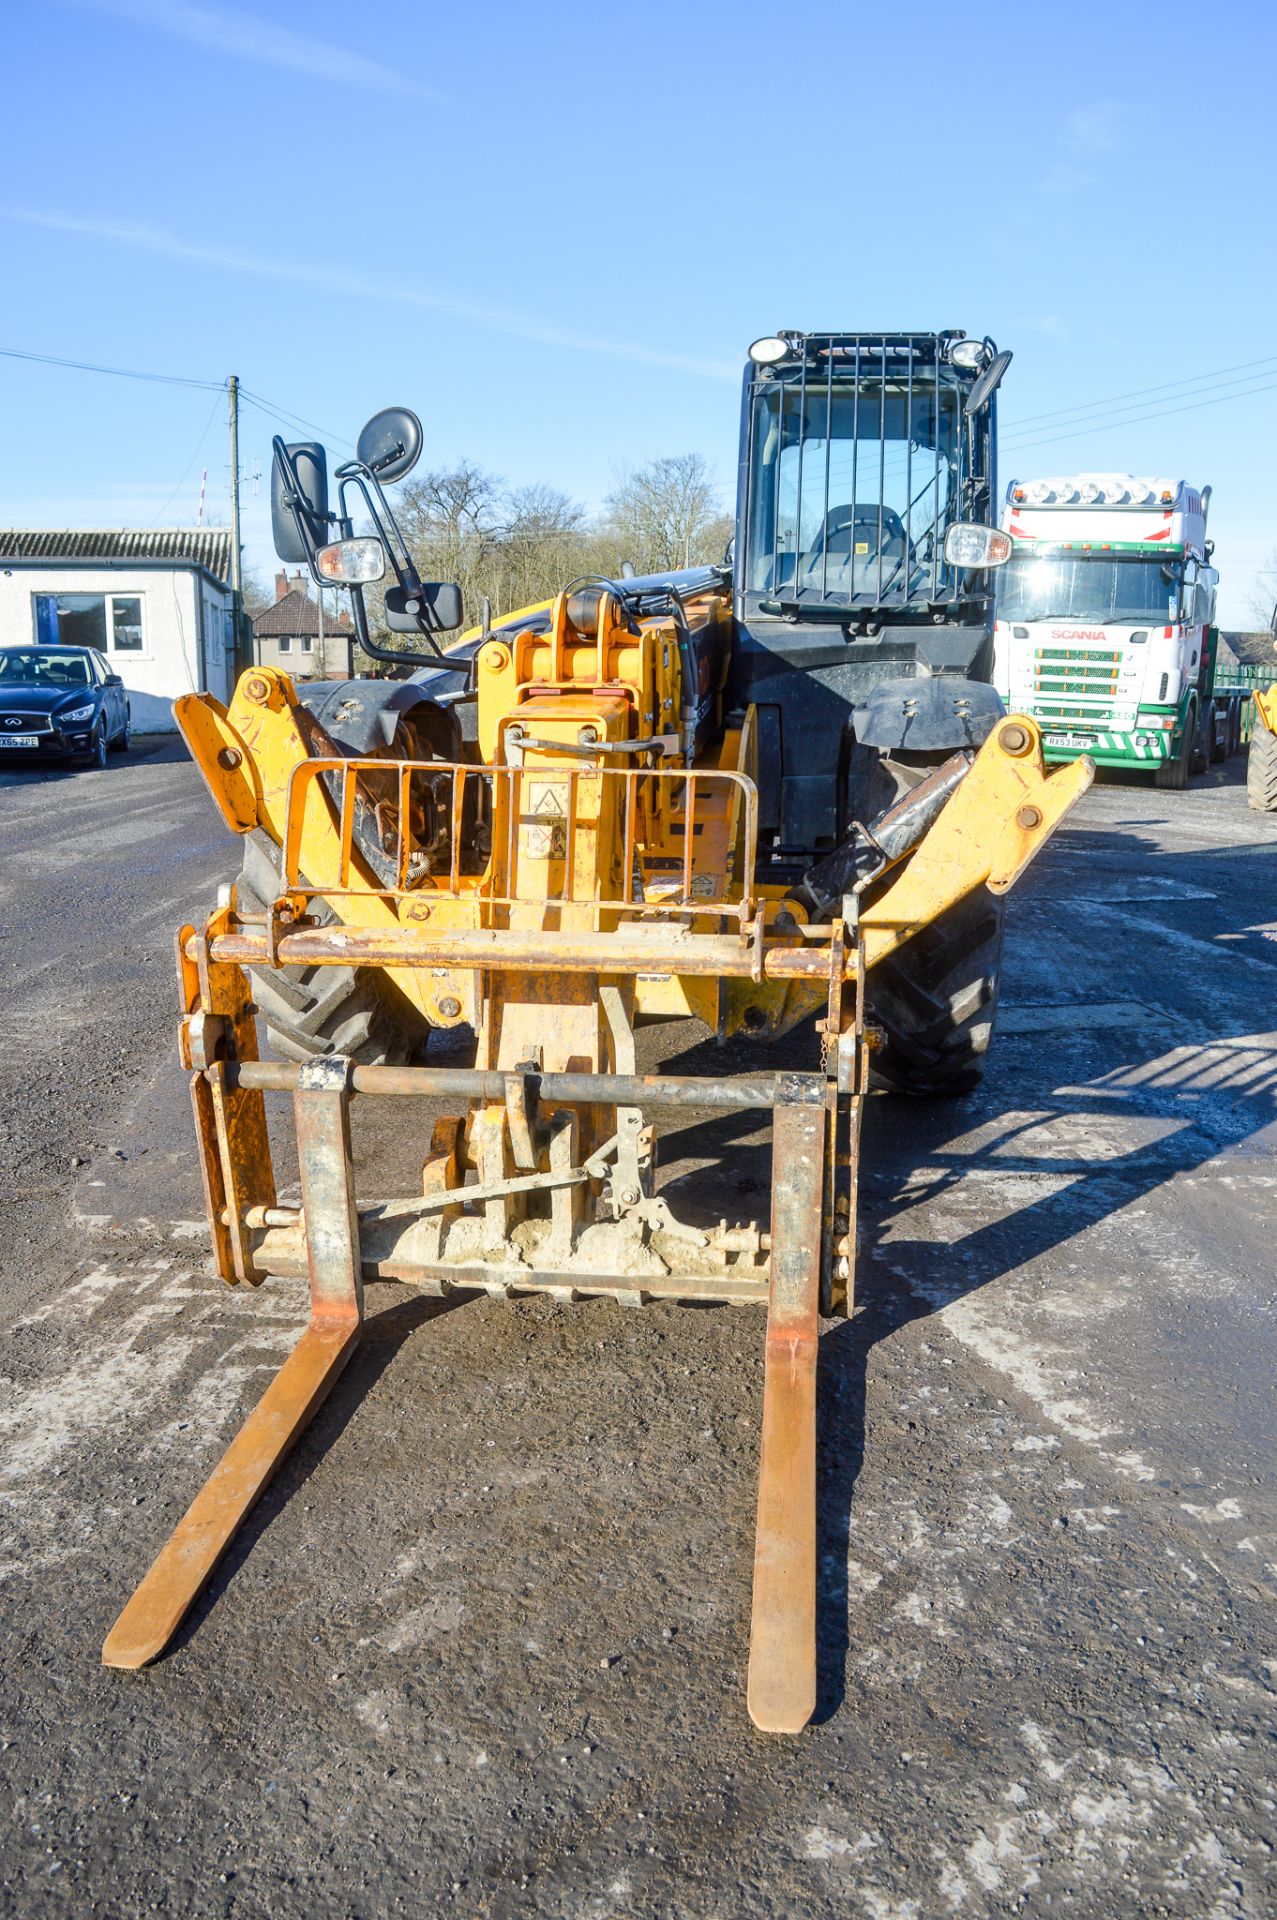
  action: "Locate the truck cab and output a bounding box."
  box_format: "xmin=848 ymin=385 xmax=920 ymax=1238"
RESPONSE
xmin=992 ymin=473 xmax=1225 ymax=786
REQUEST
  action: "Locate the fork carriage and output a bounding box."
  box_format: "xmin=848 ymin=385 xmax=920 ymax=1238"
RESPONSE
xmin=103 ymin=588 xmax=1090 ymax=1731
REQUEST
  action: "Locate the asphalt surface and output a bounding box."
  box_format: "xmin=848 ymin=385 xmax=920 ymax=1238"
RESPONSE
xmin=0 ymin=739 xmax=1275 ymax=1919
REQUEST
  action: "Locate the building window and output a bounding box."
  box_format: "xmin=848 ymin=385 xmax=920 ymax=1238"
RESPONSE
xmin=33 ymin=592 xmax=145 ymax=655
xmin=300 ymin=636 xmax=313 ymax=654
xmin=278 ymin=635 xmax=291 ymax=654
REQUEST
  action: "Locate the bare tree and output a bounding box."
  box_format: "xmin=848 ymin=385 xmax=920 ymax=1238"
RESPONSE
xmin=597 ymin=454 xmax=733 ymax=575
xmin=497 ymin=484 xmax=587 ymax=611
xmin=1244 ymin=545 xmax=1277 ymax=631
xmin=359 ymin=453 xmax=732 ymax=651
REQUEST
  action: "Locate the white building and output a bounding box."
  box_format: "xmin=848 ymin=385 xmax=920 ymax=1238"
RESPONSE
xmin=0 ymin=529 xmax=236 ymax=731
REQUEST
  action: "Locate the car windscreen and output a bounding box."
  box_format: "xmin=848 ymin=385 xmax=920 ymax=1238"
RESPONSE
xmin=0 ymin=650 xmax=93 ymax=687
xmin=998 ymin=554 xmax=1178 ymax=625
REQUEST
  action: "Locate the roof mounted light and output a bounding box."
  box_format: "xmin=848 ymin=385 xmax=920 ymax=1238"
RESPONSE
xmin=947 ymin=337 xmax=988 ymax=371
xmin=748 ymin=336 xmax=790 ymax=366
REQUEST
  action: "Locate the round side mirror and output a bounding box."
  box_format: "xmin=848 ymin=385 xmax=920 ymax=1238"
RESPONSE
xmin=356 ymin=407 xmax=424 ymax=484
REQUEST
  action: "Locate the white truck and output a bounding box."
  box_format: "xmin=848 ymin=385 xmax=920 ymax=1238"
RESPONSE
xmin=993 ymin=472 xmax=1242 ymax=788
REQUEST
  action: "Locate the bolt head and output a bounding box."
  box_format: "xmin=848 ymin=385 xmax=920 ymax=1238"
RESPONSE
xmin=998 ymin=722 xmax=1031 ymax=755
xmin=437 ymin=995 xmax=461 ymax=1020
xmin=243 ymin=674 xmax=270 ymax=705
xmin=482 ymin=643 xmax=511 ymax=674
xmin=217 ymin=746 xmax=242 ymax=770
xmin=1016 ymin=804 xmax=1043 ymax=830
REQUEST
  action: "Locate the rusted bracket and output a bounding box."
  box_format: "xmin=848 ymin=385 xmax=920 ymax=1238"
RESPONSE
xmin=103 ymin=1056 xmax=364 ymax=1670
xmin=747 ymin=1072 xmax=826 ymax=1734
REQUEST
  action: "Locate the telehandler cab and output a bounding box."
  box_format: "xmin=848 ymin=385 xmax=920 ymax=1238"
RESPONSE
xmin=105 ymin=331 xmax=1092 ymax=1732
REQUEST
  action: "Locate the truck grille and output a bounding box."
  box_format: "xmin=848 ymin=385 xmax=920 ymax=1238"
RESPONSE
xmin=1031 ymin=648 xmax=1121 ymax=723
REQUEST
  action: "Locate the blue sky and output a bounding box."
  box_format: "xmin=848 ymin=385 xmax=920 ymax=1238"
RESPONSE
xmin=1 ymin=0 xmax=1273 ymax=624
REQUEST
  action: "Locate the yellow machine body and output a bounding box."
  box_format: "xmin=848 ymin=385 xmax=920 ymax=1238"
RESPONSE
xmin=106 ymin=576 xmax=1093 ymax=1732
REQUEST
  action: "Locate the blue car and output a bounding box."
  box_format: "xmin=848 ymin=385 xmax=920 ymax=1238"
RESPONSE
xmin=0 ymin=645 xmax=131 ymax=769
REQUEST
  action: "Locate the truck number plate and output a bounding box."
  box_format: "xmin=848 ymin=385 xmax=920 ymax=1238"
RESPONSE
xmin=1044 ymin=732 xmax=1096 ymax=749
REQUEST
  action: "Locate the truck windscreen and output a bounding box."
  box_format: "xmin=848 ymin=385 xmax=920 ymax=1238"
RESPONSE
xmin=746 ymin=370 xmax=963 ymax=608
xmin=999 ymin=554 xmax=1178 ymax=626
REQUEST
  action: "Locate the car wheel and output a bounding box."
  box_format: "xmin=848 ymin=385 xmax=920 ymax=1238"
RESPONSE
xmin=86 ymin=725 xmax=108 ymax=771
xmin=110 ymin=709 xmax=131 ymax=753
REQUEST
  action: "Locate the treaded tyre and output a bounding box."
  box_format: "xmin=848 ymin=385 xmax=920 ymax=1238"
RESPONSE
xmin=1247 ymin=721 xmax=1277 ymax=813
xmin=1155 ymin=704 xmax=1193 ymax=790
xmin=237 ymin=829 xmax=429 ymax=1064
xmin=865 ymin=885 xmax=1006 ymax=1096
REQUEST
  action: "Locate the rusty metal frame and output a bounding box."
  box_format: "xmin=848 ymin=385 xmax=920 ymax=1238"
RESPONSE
xmin=103 ymin=1057 xmax=364 ymax=1670
xmin=281 ymin=755 xmax=760 ymax=927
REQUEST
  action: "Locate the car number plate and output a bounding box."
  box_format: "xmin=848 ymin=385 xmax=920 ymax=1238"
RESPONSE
xmin=0 ymin=736 xmax=39 ymax=749
xmin=1043 ymin=731 xmax=1096 ymax=749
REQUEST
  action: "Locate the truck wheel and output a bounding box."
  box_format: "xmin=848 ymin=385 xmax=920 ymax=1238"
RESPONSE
xmin=1155 ymin=707 xmax=1194 ymax=790
xmin=1228 ymin=700 xmax=1242 ymax=759
xmin=236 ymin=830 xmax=428 ymax=1064
xmin=865 ymin=886 xmax=1006 ymax=1096
xmin=1247 ymin=721 xmax=1277 ymax=813
xmin=1190 ymin=702 xmax=1210 ymax=775
xmin=1208 ymin=703 xmax=1223 ymax=764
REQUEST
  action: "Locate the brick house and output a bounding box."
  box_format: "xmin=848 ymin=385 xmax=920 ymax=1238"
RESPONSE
xmin=252 ymin=571 xmax=354 ymax=678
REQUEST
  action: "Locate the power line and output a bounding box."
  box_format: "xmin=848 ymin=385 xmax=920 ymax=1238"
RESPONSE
xmin=1003 ymin=351 xmax=1277 ymax=432
xmin=239 ymin=387 xmax=353 ymax=450
xmin=149 ymin=389 xmax=225 ymax=527
xmin=0 ymin=344 xmax=225 ymax=391
xmin=1001 ymin=363 xmax=1277 ymax=448
xmin=1004 ymin=375 xmax=1277 ymax=459
xmin=0 ymin=344 xmax=352 ymax=448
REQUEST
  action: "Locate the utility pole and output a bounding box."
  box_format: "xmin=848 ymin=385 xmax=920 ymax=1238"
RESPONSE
xmin=228 ymin=374 xmax=245 ymax=673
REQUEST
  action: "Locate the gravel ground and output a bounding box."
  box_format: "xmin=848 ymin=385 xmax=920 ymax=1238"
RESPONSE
xmin=0 ymin=741 xmax=1275 ymax=1919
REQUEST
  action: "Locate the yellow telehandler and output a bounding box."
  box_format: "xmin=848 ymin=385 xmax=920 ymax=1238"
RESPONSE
xmin=104 ymin=333 xmax=1093 ymax=1731
xmin=1247 ymin=686 xmax=1277 ymax=811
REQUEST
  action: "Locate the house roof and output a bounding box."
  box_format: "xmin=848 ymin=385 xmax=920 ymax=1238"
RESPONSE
xmin=1220 ymin=630 xmax=1277 ymax=669
xmin=253 ymin=588 xmax=352 ymax=639
xmin=0 ymin=528 xmax=233 ymax=582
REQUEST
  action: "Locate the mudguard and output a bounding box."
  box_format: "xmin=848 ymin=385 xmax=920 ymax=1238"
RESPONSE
xmin=855 ymin=676 xmax=1005 ymax=753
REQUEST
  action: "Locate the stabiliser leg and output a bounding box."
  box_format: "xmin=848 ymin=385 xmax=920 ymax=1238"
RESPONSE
xmin=103 ymin=1058 xmax=363 ymax=1669
xmin=747 ymin=1075 xmax=826 ymax=1733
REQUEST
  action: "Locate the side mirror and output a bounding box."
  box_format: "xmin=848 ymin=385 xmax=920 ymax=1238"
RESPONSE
xmin=356 ymin=407 xmax=423 ymax=484
xmin=385 ymin=582 xmax=462 ymax=634
xmin=964 ymin=349 xmax=1014 ymax=415
xmin=271 ymin=441 xmax=329 ymax=564
xmin=944 ymin=524 xmax=1012 ymax=569
xmin=104 ymin=673 xmax=124 ymax=687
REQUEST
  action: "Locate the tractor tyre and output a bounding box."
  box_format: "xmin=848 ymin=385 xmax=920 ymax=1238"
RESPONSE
xmin=236 ymin=829 xmax=428 ymax=1065
xmin=1246 ymin=720 xmax=1277 ymax=813
xmin=864 ymin=885 xmax=1006 ymax=1097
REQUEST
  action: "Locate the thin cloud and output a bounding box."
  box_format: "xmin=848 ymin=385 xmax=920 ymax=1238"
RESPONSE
xmin=65 ymin=0 xmax=445 ymax=100
xmin=1063 ymin=103 xmax=1125 ymax=158
xmin=1 ymin=206 xmax=739 ymax=383
xmin=1041 ymin=101 xmax=1125 ymax=193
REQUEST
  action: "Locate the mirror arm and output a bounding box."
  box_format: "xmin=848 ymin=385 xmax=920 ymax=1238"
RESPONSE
xmin=336 ymin=465 xmax=422 ymax=592
xmin=332 ymin=471 xmax=447 ymax=667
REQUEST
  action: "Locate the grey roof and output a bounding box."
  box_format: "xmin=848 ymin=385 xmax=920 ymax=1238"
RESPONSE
xmin=0 ymin=528 xmax=233 ymax=582
xmin=253 ymin=588 xmax=351 ymax=639
xmin=1219 ymin=630 xmax=1277 ymax=669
